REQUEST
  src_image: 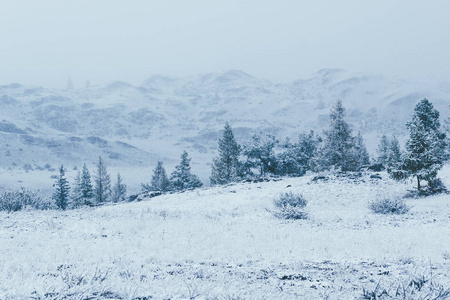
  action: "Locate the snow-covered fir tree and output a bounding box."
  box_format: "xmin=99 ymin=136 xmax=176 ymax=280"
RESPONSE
xmin=53 ymin=165 xmax=70 ymax=210
xmin=296 ymin=130 xmax=322 ymax=172
xmin=353 ymin=131 xmax=370 ymax=168
xmin=385 ymin=135 xmax=402 ymax=171
xmin=377 ymin=134 xmax=389 ymax=165
xmin=244 ymin=134 xmax=278 ymax=176
xmin=390 ymin=99 xmax=447 ymax=191
xmin=321 ymin=99 xmax=355 ymax=171
xmin=80 ymin=163 xmax=94 ymax=206
xmin=170 ymin=151 xmax=203 ymax=191
xmin=112 ymin=173 xmax=127 ymax=202
xmin=94 ymin=156 xmax=111 ymax=203
xmin=143 ymin=161 xmax=171 ymax=192
xmin=71 ymin=170 xmax=83 ymax=208
xmin=276 ymin=138 xmax=307 ymax=177
xmin=210 ymin=122 xmax=241 ymax=185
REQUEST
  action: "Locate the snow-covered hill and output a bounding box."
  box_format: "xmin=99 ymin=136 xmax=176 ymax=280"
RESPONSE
xmin=1 ymin=166 xmax=449 ymax=299
xmin=0 ymin=69 xmax=449 ymax=186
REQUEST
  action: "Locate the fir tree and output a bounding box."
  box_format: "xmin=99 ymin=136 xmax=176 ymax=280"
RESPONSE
xmin=210 ymin=122 xmax=241 ymax=185
xmin=386 ymin=135 xmax=402 ymax=171
xmin=244 ymin=134 xmax=278 ymax=176
xmin=80 ymin=163 xmax=94 ymax=205
xmin=353 ymin=131 xmax=370 ymax=168
xmin=321 ymin=99 xmax=355 ymax=171
xmin=94 ymin=156 xmax=111 ymax=203
xmin=170 ymin=151 xmax=203 ymax=191
xmin=71 ymin=170 xmax=83 ymax=208
xmin=112 ymin=173 xmax=127 ymax=202
xmin=53 ymin=165 xmax=70 ymax=210
xmin=391 ymin=99 xmax=447 ymax=191
xmin=143 ymin=161 xmax=171 ymax=192
xmin=297 ymin=130 xmax=322 ymax=172
xmin=377 ymin=134 xmax=389 ymax=165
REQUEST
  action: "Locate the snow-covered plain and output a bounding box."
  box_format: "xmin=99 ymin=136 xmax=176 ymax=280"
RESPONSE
xmin=1 ymin=166 xmax=449 ymax=299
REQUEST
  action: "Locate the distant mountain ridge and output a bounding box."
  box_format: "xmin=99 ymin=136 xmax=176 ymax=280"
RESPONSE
xmin=0 ymin=69 xmax=448 ymax=175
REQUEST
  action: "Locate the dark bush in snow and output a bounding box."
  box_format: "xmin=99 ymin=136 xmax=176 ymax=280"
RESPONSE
xmin=273 ymin=192 xmax=308 ymax=219
xmin=427 ymin=178 xmax=447 ymax=194
xmin=368 ymin=196 xmax=410 ymax=215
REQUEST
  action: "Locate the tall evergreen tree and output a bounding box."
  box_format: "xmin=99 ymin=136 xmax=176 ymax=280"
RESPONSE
xmin=210 ymin=122 xmax=241 ymax=185
xmin=297 ymin=130 xmax=322 ymax=172
xmin=112 ymin=173 xmax=127 ymax=202
xmin=94 ymin=156 xmax=111 ymax=203
xmin=71 ymin=170 xmax=83 ymax=208
xmin=391 ymin=99 xmax=447 ymax=190
xmin=53 ymin=165 xmax=70 ymax=210
xmin=353 ymin=131 xmax=370 ymax=168
xmin=377 ymin=134 xmax=389 ymax=165
xmin=322 ymin=99 xmax=355 ymax=171
xmin=143 ymin=161 xmax=171 ymax=192
xmin=80 ymin=163 xmax=94 ymax=206
xmin=386 ymin=135 xmax=402 ymax=171
xmin=170 ymin=151 xmax=203 ymax=191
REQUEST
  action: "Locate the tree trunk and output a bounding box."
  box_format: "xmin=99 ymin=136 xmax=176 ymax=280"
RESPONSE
xmin=417 ymin=176 xmax=421 ymax=191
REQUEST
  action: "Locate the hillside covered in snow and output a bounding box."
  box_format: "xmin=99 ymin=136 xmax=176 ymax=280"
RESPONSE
xmin=1 ymin=166 xmax=449 ymax=299
xmin=0 ymin=69 xmax=449 ymax=189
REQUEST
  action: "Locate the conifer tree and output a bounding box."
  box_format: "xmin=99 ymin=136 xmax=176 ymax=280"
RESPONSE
xmin=353 ymin=131 xmax=370 ymax=168
xmin=386 ymin=135 xmax=402 ymax=170
xmin=297 ymin=130 xmax=322 ymax=172
xmin=210 ymin=122 xmax=241 ymax=185
xmin=276 ymin=137 xmax=306 ymax=177
xmin=244 ymin=134 xmax=278 ymax=176
xmin=321 ymin=99 xmax=355 ymax=171
xmin=71 ymin=170 xmax=83 ymax=208
xmin=94 ymin=156 xmax=111 ymax=203
xmin=377 ymin=134 xmax=389 ymax=165
xmin=53 ymin=165 xmax=70 ymax=210
xmin=112 ymin=173 xmax=127 ymax=202
xmin=144 ymin=161 xmax=171 ymax=192
xmin=391 ymin=99 xmax=447 ymax=191
xmin=170 ymin=151 xmax=203 ymax=191
xmin=80 ymin=163 xmax=94 ymax=205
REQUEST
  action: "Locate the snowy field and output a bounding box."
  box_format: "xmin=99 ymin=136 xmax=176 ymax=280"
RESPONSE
xmin=1 ymin=166 xmax=450 ymax=299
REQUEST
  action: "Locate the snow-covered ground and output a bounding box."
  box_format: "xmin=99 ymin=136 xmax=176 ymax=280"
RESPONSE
xmin=1 ymin=166 xmax=450 ymax=299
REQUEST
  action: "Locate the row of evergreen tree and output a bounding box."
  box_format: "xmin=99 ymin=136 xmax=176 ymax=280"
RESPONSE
xmin=210 ymin=99 xmax=371 ymax=184
xmin=53 ymin=151 xmax=205 ymax=209
xmin=142 ymin=151 xmax=203 ymax=193
xmin=53 ymin=157 xmax=127 ymax=210
xmin=53 ymin=98 xmax=447 ymax=209
xmin=209 ymin=98 xmax=448 ymax=192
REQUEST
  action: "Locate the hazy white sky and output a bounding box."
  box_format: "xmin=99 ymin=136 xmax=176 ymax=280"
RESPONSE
xmin=1 ymin=0 xmax=450 ymax=88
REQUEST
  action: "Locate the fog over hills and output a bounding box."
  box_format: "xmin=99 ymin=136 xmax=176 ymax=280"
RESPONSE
xmin=0 ymin=69 xmax=449 ymax=178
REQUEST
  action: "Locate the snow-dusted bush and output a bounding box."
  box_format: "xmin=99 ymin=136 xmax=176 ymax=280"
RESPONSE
xmin=0 ymin=190 xmax=24 ymax=212
xmin=427 ymin=178 xmax=447 ymax=194
xmin=0 ymin=188 xmax=54 ymax=212
xmin=368 ymin=196 xmax=410 ymax=215
xmin=273 ymin=192 xmax=308 ymax=219
xmin=362 ymin=270 xmax=450 ymax=299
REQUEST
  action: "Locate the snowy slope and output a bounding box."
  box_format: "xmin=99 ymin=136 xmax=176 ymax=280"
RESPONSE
xmin=1 ymin=165 xmax=449 ymax=299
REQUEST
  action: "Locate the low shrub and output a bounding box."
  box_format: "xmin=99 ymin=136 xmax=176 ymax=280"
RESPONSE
xmin=368 ymin=196 xmax=410 ymax=215
xmin=362 ymin=270 xmax=450 ymax=300
xmin=273 ymin=191 xmax=308 ymax=219
xmin=427 ymin=178 xmax=447 ymax=194
xmin=0 ymin=188 xmax=54 ymax=212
